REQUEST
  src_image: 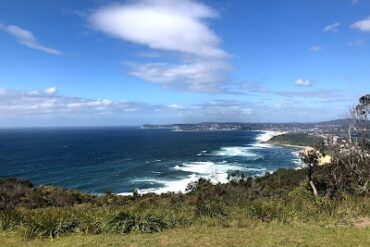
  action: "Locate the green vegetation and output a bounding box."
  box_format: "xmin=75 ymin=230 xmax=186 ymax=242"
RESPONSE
xmin=268 ymin=133 xmax=323 ymax=147
xmin=1 ymin=164 xmax=370 ymax=245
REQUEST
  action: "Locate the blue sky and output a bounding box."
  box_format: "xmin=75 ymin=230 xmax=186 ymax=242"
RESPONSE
xmin=0 ymin=0 xmax=369 ymax=126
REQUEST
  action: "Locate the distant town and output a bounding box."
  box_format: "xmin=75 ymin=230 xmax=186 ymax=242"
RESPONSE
xmin=142 ymin=119 xmax=365 ymax=149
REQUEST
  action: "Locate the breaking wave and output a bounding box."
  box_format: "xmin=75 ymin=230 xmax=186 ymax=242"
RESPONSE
xmin=212 ymin=146 xmax=260 ymax=158
xmin=120 ymin=161 xmax=267 ymax=195
xmin=255 ymin=130 xmax=279 ymax=142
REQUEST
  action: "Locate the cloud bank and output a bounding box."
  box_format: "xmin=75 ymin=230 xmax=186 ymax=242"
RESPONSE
xmin=0 ymin=87 xmax=250 ymax=121
xmin=0 ymin=87 xmax=347 ymax=126
xmin=0 ymin=87 xmax=143 ymax=118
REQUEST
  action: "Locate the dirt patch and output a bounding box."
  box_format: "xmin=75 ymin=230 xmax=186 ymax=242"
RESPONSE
xmin=354 ymin=218 xmax=370 ymax=228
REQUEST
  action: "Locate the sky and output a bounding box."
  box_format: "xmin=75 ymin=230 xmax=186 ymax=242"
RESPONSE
xmin=0 ymin=0 xmax=369 ymax=127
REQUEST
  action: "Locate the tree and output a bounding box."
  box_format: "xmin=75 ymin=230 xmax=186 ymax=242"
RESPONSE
xmin=300 ymin=149 xmax=321 ymax=196
xmin=354 ymin=94 xmax=370 ymax=148
xmin=330 ymin=94 xmax=370 ymax=196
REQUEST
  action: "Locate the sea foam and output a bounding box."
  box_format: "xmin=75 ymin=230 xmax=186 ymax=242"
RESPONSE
xmin=255 ymin=130 xmax=283 ymax=143
xmin=212 ymin=146 xmax=260 ymax=158
xmin=292 ymin=150 xmax=304 ymax=169
xmin=212 ymin=131 xmax=282 ymax=157
xmin=122 ymin=161 xmax=267 ymax=195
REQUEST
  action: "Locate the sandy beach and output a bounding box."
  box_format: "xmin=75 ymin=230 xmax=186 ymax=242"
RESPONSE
xmin=302 ymin=146 xmax=331 ymax=166
xmin=264 ymin=131 xmax=331 ymax=166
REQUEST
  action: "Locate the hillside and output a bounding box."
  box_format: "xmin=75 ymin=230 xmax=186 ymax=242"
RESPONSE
xmin=1 ymin=165 xmax=370 ymax=246
xmin=268 ymin=133 xmax=324 ymax=147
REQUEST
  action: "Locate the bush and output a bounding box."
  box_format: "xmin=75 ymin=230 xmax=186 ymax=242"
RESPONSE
xmin=193 ymin=183 xmax=229 ymax=220
xmin=0 ymin=209 xmax=23 ymax=230
xmin=195 ymin=203 xmax=228 ymax=220
xmin=287 ymin=187 xmax=317 ymax=216
xmin=248 ymin=199 xmax=287 ymax=223
xmin=21 ymin=209 xmax=81 ymax=239
xmin=103 ymin=212 xmax=168 ymax=234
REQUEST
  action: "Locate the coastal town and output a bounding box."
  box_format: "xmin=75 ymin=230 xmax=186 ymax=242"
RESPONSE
xmin=142 ymin=119 xmax=352 ymax=145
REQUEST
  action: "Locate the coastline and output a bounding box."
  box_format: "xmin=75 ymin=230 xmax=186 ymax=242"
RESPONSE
xmin=122 ymin=130 xmax=297 ymax=195
xmin=263 ymin=131 xmax=331 ymax=166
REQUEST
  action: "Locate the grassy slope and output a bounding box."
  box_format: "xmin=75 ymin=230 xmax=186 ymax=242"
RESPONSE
xmin=2 ymin=223 xmax=370 ymax=247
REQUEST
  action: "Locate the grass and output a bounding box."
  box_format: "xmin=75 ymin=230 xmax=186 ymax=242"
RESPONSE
xmin=1 ymin=222 xmax=369 ymax=247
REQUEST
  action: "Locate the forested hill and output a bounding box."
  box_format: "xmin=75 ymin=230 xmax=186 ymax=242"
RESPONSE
xmin=268 ymin=133 xmax=324 ymax=147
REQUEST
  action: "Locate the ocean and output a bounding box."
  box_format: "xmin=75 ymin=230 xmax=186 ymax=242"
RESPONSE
xmin=0 ymin=127 xmax=301 ymax=195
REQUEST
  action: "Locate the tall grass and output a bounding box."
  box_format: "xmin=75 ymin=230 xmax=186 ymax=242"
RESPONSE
xmin=102 ymin=212 xmax=168 ymax=234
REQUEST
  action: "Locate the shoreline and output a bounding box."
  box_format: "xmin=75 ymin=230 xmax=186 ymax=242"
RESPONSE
xmin=263 ymin=131 xmax=331 ymax=166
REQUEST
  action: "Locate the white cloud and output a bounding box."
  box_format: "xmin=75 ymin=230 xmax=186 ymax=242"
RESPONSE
xmin=0 ymin=88 xmax=147 ymax=118
xmin=0 ymin=23 xmax=63 ymax=55
xmin=43 ymin=87 xmax=57 ymax=95
xmin=128 ymin=60 xmax=229 ymax=93
xmin=90 ymin=0 xmax=224 ymax=58
xmin=324 ymin=22 xmax=340 ymax=32
xmin=90 ymin=0 xmax=230 ymax=93
xmin=351 ymin=17 xmax=370 ymax=32
xmin=309 ymin=45 xmax=322 ymax=52
xmin=295 ymin=79 xmax=312 ymax=87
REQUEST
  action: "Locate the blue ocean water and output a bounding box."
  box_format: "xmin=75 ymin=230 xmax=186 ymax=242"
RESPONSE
xmin=0 ymin=127 xmax=300 ymax=194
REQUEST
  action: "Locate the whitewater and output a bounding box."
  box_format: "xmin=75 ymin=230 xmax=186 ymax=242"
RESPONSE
xmin=119 ymin=130 xmax=294 ymax=195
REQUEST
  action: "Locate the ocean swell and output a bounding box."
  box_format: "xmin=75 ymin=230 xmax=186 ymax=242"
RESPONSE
xmin=119 ymin=130 xmax=296 ymax=195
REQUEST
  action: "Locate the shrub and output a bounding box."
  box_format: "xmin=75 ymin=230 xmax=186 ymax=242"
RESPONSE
xmin=287 ymin=187 xmax=316 ymax=213
xmin=0 ymin=209 xmax=23 ymax=230
xmin=20 ymin=209 xmax=83 ymax=239
xmin=193 ymin=185 xmax=229 ymax=220
xmin=103 ymin=211 xmax=168 ymax=234
xmin=185 ymin=178 xmax=213 ymax=193
xmin=248 ymin=199 xmax=287 ymax=223
xmin=195 ymin=203 xmax=228 ymax=220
